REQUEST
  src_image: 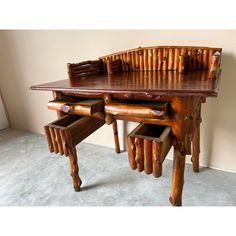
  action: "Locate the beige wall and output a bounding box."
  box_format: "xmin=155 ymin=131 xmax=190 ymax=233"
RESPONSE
xmin=0 ymin=30 xmax=236 ymax=172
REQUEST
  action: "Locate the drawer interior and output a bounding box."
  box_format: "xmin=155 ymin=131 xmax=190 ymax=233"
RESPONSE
xmin=44 ymin=115 xmax=105 ymax=156
xmin=48 ymin=115 xmax=82 ymax=129
xmin=128 ymin=124 xmax=171 ymax=141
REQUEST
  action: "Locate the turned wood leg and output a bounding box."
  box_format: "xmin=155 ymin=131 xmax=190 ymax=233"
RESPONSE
xmin=191 ymin=126 xmax=200 ymax=173
xmin=112 ymin=120 xmax=120 ymax=153
xmin=169 ymin=147 xmax=186 ymax=206
xmin=69 ymin=146 xmax=82 ymax=191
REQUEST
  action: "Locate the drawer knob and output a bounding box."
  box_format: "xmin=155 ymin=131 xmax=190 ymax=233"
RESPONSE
xmin=62 ymin=104 xmax=71 ymax=113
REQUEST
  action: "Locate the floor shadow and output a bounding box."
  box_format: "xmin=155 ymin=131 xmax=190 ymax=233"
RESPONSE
xmin=80 ymin=176 xmax=137 ymax=192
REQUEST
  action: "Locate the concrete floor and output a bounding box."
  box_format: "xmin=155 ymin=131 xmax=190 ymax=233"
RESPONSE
xmin=0 ymin=128 xmax=236 ymax=206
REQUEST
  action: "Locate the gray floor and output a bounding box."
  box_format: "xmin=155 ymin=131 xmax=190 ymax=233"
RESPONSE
xmin=0 ymin=128 xmax=236 ymax=206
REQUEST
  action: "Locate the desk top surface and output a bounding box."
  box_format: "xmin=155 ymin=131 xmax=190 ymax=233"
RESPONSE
xmin=31 ymin=70 xmax=220 ymax=97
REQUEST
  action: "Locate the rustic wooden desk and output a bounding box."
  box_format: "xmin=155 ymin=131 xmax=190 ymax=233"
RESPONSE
xmin=31 ymin=46 xmax=222 ymax=206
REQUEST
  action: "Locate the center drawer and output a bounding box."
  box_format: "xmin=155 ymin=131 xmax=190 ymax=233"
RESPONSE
xmin=47 ymin=96 xmax=104 ymax=117
xmin=127 ymin=124 xmax=172 ymax=177
xmin=105 ymin=100 xmax=169 ymax=118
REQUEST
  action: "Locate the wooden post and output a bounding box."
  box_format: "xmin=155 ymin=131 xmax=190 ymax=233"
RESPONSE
xmin=143 ymin=139 xmax=152 ymax=174
xmin=134 ymin=137 xmax=144 ymax=172
xmin=169 ymin=147 xmax=186 ymax=206
xmin=104 ymin=94 xmax=113 ymax=125
xmin=170 ymin=96 xmax=189 ymax=206
xmin=112 ymin=120 xmax=120 ymax=153
xmin=152 ymin=140 xmax=162 ymax=177
xmin=127 ymin=136 xmax=137 ymax=170
xmin=52 ymin=91 xmax=64 ymax=118
xmin=191 ymin=125 xmax=200 ymax=173
xmin=68 ymin=146 xmax=82 ymax=191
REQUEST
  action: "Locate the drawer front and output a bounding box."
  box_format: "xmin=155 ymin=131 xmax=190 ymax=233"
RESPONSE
xmin=127 ymin=124 xmax=172 ymax=177
xmin=105 ymin=100 xmax=169 ymax=118
xmin=44 ymin=115 xmax=105 ymax=156
xmin=47 ymin=97 xmax=104 ymax=117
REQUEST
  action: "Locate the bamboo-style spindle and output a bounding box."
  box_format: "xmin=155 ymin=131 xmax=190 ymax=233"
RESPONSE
xmin=134 ymin=137 xmax=144 ymax=172
xmin=152 ymin=48 xmax=157 ymax=70
xmin=49 ymin=127 xmax=58 ymax=154
xmin=148 ymin=49 xmax=152 ymax=71
xmin=143 ymin=139 xmax=152 ymax=174
xmin=104 ymin=94 xmax=113 ymax=125
xmin=168 ymin=48 xmax=174 ymax=70
xmin=173 ymin=48 xmax=180 ymax=71
xmin=55 ymin=128 xmax=63 ymax=155
xmin=152 ymin=140 xmax=162 ymax=177
xmin=112 ymin=120 xmax=120 ymax=153
xmin=131 ymin=51 xmax=135 ymax=71
xmin=139 ymin=50 xmax=143 ymax=71
xmin=178 ymin=55 xmax=185 ymax=73
xmin=127 ymin=136 xmax=137 ymax=170
xmin=197 ymin=49 xmax=203 ymax=70
xmin=192 ymin=49 xmax=197 ymax=70
xmin=157 ymin=48 xmax=163 ymax=70
xmin=209 ymin=51 xmax=221 ymax=75
xmin=143 ymin=49 xmax=148 ymax=71
xmin=135 ymin=51 xmax=139 ymax=71
xmin=60 ymin=129 xmax=69 ymax=156
xmin=162 ymin=48 xmax=168 ymax=71
xmin=202 ymin=49 xmax=209 ymax=70
xmin=44 ymin=126 xmax=54 ymax=153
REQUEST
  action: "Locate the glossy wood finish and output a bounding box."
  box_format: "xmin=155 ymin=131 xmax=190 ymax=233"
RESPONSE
xmin=48 ymin=96 xmax=104 ymax=117
xmin=105 ymin=100 xmax=168 ymax=118
xmin=100 ymin=46 xmax=222 ymax=73
xmin=31 ymin=45 xmax=222 ymax=206
xmin=31 ymin=70 xmax=220 ymax=97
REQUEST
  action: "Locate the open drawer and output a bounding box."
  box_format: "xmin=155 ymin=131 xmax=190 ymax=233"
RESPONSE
xmin=44 ymin=115 xmax=105 ymax=156
xmin=105 ymin=100 xmax=169 ymax=119
xmin=47 ymin=96 xmax=104 ymax=117
xmin=127 ymin=124 xmax=172 ymax=177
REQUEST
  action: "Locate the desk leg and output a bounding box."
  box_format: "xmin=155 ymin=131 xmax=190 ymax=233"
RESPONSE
xmin=191 ymin=126 xmax=200 ymax=172
xmin=169 ymin=147 xmax=186 ymax=206
xmin=170 ymin=96 xmax=189 ymax=206
xmin=112 ymin=120 xmax=120 ymax=153
xmin=69 ymin=146 xmax=82 ymax=191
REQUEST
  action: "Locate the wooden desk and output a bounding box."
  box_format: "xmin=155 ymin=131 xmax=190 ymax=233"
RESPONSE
xmin=31 ymin=46 xmax=222 ymax=206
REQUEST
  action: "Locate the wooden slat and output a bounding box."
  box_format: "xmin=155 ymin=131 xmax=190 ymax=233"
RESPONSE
xmin=143 ymin=49 xmax=148 ymax=71
xmin=49 ymin=127 xmax=58 ymax=154
xmin=208 ymin=50 xmax=214 ymax=70
xmin=168 ymin=48 xmax=174 ymax=70
xmin=134 ymin=137 xmax=144 ymax=172
xmin=197 ymin=49 xmax=203 ymax=70
xmin=173 ymin=48 xmax=180 ymax=71
xmin=143 ymin=139 xmax=152 ymax=174
xmin=202 ymin=49 xmax=209 ymax=70
xmin=55 ymin=128 xmax=63 ymax=155
xmin=44 ymin=126 xmax=54 ymax=153
xmin=162 ymin=48 xmax=168 ymax=71
xmin=127 ymin=136 xmax=137 ymax=170
xmin=152 ymin=140 xmax=162 ymax=177
xmin=59 ymin=129 xmax=69 ymax=156
xmin=148 ymin=49 xmax=152 ymax=71
xmin=135 ymin=50 xmax=139 ymax=71
xmin=152 ymin=48 xmax=157 ymax=70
